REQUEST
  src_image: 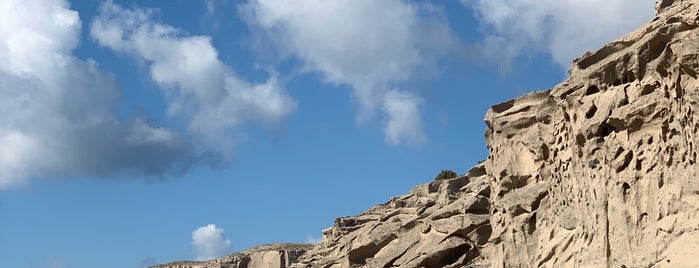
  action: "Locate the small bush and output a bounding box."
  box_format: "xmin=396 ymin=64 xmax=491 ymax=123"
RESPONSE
xmin=434 ymin=169 xmax=457 ymax=181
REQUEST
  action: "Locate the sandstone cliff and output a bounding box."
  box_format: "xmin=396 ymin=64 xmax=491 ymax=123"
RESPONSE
xmin=153 ymin=0 xmax=699 ymax=267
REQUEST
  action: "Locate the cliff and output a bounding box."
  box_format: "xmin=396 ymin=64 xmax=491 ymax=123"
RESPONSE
xmin=153 ymin=0 xmax=699 ymax=267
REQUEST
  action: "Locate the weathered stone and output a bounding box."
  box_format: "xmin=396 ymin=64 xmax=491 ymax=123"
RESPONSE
xmin=150 ymin=244 xmax=311 ymax=268
xmin=153 ymin=1 xmax=699 ymax=267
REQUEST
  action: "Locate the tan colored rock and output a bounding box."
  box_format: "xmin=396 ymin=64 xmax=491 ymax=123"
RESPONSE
xmin=484 ymin=1 xmax=699 ymax=266
xmin=150 ymin=243 xmax=311 ymax=268
xmin=294 ymin=167 xmax=492 ymax=268
xmin=154 ymin=0 xmax=699 ymax=267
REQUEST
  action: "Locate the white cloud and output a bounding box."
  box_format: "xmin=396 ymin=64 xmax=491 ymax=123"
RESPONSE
xmin=241 ymin=0 xmax=453 ymax=145
xmin=90 ymin=1 xmax=297 ymax=155
xmin=464 ymin=0 xmax=656 ymax=67
xmin=383 ymin=91 xmax=425 ymax=146
xmin=0 ymin=0 xmax=192 ymax=188
xmin=0 ymin=131 xmax=36 ymax=188
xmin=192 ymin=224 xmax=232 ymax=261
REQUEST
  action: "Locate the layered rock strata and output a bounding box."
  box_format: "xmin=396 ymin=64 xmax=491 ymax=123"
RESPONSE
xmin=153 ymin=1 xmax=699 ymax=267
xmin=293 ymin=167 xmax=492 ymax=268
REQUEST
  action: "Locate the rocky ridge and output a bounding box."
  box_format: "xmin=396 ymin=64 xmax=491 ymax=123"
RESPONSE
xmin=152 ymin=244 xmax=311 ymax=268
xmin=153 ymin=0 xmax=699 ymax=267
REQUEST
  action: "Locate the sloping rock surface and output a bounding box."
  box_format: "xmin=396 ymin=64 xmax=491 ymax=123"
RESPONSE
xmin=153 ymin=1 xmax=699 ymax=267
xmin=293 ymin=167 xmax=492 ymax=268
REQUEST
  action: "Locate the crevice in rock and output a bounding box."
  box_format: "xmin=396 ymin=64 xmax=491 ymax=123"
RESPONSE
xmin=586 ymin=104 xmax=599 ymax=119
xmin=586 ymin=85 xmax=601 ymax=95
xmin=640 ymin=83 xmax=657 ymax=96
xmin=527 ymin=213 xmax=538 ymax=235
xmin=595 ymin=121 xmax=617 ymax=138
xmin=491 ymin=100 xmax=515 ymax=113
xmin=616 ymin=151 xmax=634 ymax=173
xmin=622 ymin=182 xmax=631 ymax=202
xmin=417 ymin=242 xmax=475 ymax=268
xmin=502 ymin=105 xmax=532 ymax=117
xmin=347 ymin=234 xmax=398 ymax=265
xmin=382 ymin=240 xmax=419 ymax=268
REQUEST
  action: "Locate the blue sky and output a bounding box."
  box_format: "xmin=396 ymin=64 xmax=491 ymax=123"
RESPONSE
xmin=0 ymin=0 xmax=655 ymax=267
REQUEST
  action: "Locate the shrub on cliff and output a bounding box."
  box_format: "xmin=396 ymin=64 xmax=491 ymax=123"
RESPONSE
xmin=434 ymin=169 xmax=457 ymax=180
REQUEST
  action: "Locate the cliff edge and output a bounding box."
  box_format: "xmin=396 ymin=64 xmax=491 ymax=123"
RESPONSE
xmin=153 ymin=0 xmax=699 ymax=267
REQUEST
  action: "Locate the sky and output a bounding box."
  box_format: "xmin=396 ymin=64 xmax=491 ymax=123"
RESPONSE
xmin=0 ymin=0 xmax=656 ymax=267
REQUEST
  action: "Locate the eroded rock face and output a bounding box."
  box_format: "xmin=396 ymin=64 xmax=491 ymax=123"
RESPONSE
xmin=153 ymin=1 xmax=699 ymax=267
xmin=294 ymin=167 xmax=492 ymax=268
xmin=484 ymin=1 xmax=699 ymax=266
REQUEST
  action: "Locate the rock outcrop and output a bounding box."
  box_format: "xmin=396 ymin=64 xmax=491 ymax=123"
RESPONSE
xmin=150 ymin=244 xmax=311 ymax=268
xmin=293 ymin=166 xmax=492 ymax=268
xmin=153 ymin=1 xmax=699 ymax=267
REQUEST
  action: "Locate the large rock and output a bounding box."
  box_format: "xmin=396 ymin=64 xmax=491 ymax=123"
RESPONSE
xmin=293 ymin=166 xmax=492 ymax=268
xmin=153 ymin=1 xmax=699 ymax=267
xmin=484 ymin=1 xmax=699 ymax=266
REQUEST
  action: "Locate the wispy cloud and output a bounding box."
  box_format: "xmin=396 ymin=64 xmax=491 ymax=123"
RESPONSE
xmin=383 ymin=90 xmax=425 ymax=146
xmin=240 ymin=0 xmax=456 ymax=145
xmin=463 ymin=0 xmax=656 ymax=68
xmin=90 ymin=1 xmax=297 ymax=158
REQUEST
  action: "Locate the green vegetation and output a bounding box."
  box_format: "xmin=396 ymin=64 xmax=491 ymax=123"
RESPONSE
xmin=434 ymin=169 xmax=458 ymax=181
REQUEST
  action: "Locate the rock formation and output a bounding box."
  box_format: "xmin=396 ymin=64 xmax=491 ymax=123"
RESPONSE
xmin=153 ymin=0 xmax=699 ymax=267
xmin=293 ymin=166 xmax=492 ymax=268
xmin=151 ymin=244 xmax=312 ymax=268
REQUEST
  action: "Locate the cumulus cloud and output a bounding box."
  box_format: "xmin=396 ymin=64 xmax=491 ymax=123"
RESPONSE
xmin=0 ymin=0 xmax=193 ymax=188
xmin=90 ymin=1 xmax=297 ymax=155
xmin=192 ymin=224 xmax=232 ymax=261
xmin=240 ymin=0 xmax=455 ymax=145
xmin=464 ymin=0 xmax=656 ymax=68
